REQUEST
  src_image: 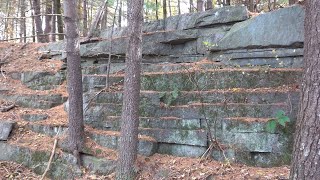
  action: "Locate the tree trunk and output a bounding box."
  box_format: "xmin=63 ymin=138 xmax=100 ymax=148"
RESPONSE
xmin=155 ymin=0 xmax=158 ymax=20
xmin=197 ymin=0 xmax=204 ymax=12
xmin=83 ymin=0 xmax=88 ymax=36
xmin=163 ymin=0 xmax=167 ymax=19
xmin=206 ymin=0 xmax=213 ymax=10
xmin=248 ymin=0 xmax=254 ymax=11
xmin=177 ymin=0 xmax=181 ymax=15
xmin=117 ymin=0 xmax=143 ymax=178
xmin=56 ymin=0 xmax=64 ymax=40
xmin=225 ymin=0 xmax=230 ymax=5
xmin=33 ymin=0 xmax=46 ymax=42
xmin=118 ymin=0 xmax=122 ymax=27
xmin=29 ymin=0 xmax=36 ymax=42
xmin=87 ymin=0 xmax=107 ymax=38
xmin=63 ymin=0 xmax=84 ymax=166
xmin=4 ymin=1 xmax=10 ymax=40
xmin=20 ymin=0 xmax=27 ymax=43
xmin=168 ymin=0 xmax=171 ymax=16
xmin=44 ymin=0 xmax=52 ymax=42
xmin=190 ymin=0 xmax=194 ymax=12
xmin=289 ymin=0 xmax=296 ymax=5
xmin=51 ymin=0 xmax=56 ymax=41
xmin=290 ymin=1 xmax=320 ymax=179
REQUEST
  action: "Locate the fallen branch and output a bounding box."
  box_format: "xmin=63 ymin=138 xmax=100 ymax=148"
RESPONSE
xmin=40 ymin=127 xmax=61 ymax=180
xmin=0 ymin=104 xmax=16 ymax=112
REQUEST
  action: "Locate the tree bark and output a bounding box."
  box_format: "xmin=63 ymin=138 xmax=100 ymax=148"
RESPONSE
xmin=56 ymin=0 xmax=64 ymax=40
xmin=206 ymin=0 xmax=213 ymax=10
xmin=163 ymin=0 xmax=167 ymax=19
xmin=197 ymin=0 xmax=204 ymax=12
xmin=117 ymin=0 xmax=143 ymax=179
xmin=168 ymin=0 xmax=171 ymax=16
xmin=44 ymin=0 xmax=52 ymax=42
xmin=190 ymin=0 xmax=194 ymax=12
xmin=51 ymin=0 xmax=56 ymax=41
xmin=289 ymin=0 xmax=296 ymax=5
xmin=177 ymin=0 xmax=181 ymax=14
xmin=63 ymin=0 xmax=84 ymax=166
xmin=155 ymin=0 xmax=158 ymax=20
xmin=32 ymin=0 xmax=46 ymax=42
xmin=225 ymin=0 xmax=230 ymax=5
xmin=290 ymin=1 xmax=320 ymax=180
xmin=118 ymin=0 xmax=122 ymax=27
xmin=20 ymin=0 xmax=27 ymax=43
xmin=83 ymin=0 xmax=88 ymax=36
xmin=29 ymin=0 xmax=36 ymax=42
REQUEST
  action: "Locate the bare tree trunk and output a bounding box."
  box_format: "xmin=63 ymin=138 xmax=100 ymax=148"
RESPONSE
xmin=290 ymin=1 xmax=320 ymax=179
xmin=177 ymin=0 xmax=181 ymax=15
xmin=190 ymin=0 xmax=194 ymax=12
xmin=44 ymin=0 xmax=52 ymax=42
xmin=20 ymin=0 xmax=27 ymax=43
xmin=248 ymin=0 xmax=254 ymax=11
xmin=33 ymin=0 xmax=46 ymax=42
xmin=117 ymin=0 xmax=143 ymax=178
xmin=197 ymin=0 xmax=204 ymax=12
xmin=118 ymin=0 xmax=122 ymax=27
xmin=168 ymin=0 xmax=171 ymax=16
xmin=83 ymin=0 xmax=88 ymax=36
xmin=51 ymin=0 xmax=56 ymax=41
xmin=163 ymin=0 xmax=167 ymax=19
xmin=56 ymin=0 xmax=64 ymax=40
xmin=4 ymin=1 xmax=10 ymax=40
xmin=155 ymin=0 xmax=158 ymax=19
xmin=87 ymin=0 xmax=108 ymax=38
xmin=206 ymin=0 xmax=213 ymax=10
xmin=29 ymin=0 xmax=36 ymax=42
xmin=289 ymin=0 xmax=296 ymax=5
xmin=225 ymin=0 xmax=230 ymax=5
xmin=63 ymin=0 xmax=84 ymax=166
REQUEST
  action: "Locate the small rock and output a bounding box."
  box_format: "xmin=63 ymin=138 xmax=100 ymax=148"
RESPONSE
xmin=0 ymin=121 xmax=16 ymax=140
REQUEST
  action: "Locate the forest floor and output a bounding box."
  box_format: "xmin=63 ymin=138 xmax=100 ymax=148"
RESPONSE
xmin=0 ymin=42 xmax=291 ymax=179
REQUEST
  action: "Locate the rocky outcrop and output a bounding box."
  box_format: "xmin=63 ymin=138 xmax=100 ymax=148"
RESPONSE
xmin=212 ymin=5 xmax=304 ymax=51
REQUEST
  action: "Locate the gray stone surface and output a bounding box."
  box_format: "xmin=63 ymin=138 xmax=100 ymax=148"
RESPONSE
xmin=20 ymin=114 xmax=49 ymax=122
xmin=157 ymin=143 xmax=207 ymax=157
xmin=212 ymin=5 xmax=304 ymax=51
xmin=139 ymin=128 xmax=207 ymax=146
xmin=21 ymin=71 xmax=66 ymax=90
xmin=82 ymin=155 xmax=116 ymax=175
xmin=89 ymin=132 xmax=158 ymax=156
xmin=0 ymin=121 xmax=15 ymax=140
xmin=0 ymin=142 xmax=82 ymax=179
xmin=0 ymin=93 xmax=67 ymax=109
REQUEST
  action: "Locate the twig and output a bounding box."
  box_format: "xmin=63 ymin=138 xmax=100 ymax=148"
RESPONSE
xmin=0 ymin=66 xmax=6 ymax=79
xmin=40 ymin=127 xmax=61 ymax=180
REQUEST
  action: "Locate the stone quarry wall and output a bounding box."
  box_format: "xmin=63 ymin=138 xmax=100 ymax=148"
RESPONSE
xmin=40 ymin=5 xmax=304 ymax=167
xmin=43 ymin=5 xmax=304 ymax=68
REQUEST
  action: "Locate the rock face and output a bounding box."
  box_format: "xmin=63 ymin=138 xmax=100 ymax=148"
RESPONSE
xmin=0 ymin=121 xmax=15 ymax=140
xmin=212 ymin=5 xmax=304 ymax=51
xmin=33 ymin=5 xmax=305 ymax=168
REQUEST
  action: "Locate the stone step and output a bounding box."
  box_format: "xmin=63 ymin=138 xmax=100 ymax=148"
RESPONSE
xmin=82 ymin=68 xmax=302 ymax=92
xmin=82 ymin=60 xmax=223 ymax=75
xmin=85 ymin=102 xmax=294 ymax=121
xmin=0 ymin=92 xmax=67 ymax=109
xmin=27 ymin=124 xmax=158 ymax=156
xmin=84 ymin=87 xmax=300 ymax=106
xmin=85 ymin=116 xmax=201 ymax=131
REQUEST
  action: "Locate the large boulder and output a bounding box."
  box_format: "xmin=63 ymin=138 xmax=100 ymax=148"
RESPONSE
xmin=211 ymin=5 xmax=304 ymax=51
